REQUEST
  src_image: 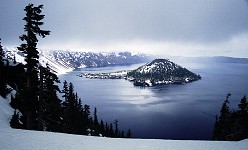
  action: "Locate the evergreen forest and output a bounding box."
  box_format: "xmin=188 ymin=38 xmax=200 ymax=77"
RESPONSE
xmin=0 ymin=3 xmax=131 ymax=138
xmin=213 ymin=93 xmax=248 ymax=141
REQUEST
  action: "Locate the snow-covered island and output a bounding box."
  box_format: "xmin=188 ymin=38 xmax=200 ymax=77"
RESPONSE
xmin=79 ymin=59 xmax=201 ymax=87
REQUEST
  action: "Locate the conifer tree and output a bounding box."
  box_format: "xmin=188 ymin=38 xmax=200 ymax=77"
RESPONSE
xmin=0 ymin=39 xmax=8 ymax=98
xmin=99 ymin=120 xmax=105 ymax=136
xmin=105 ymin=122 xmax=110 ymax=137
xmin=0 ymin=39 xmax=4 ymax=66
xmin=213 ymin=93 xmax=231 ymax=140
xmin=238 ymin=95 xmax=248 ymax=115
xmin=127 ymin=129 xmax=132 ymax=138
xmin=109 ymin=123 xmax=114 ymax=137
xmin=17 ymin=3 xmax=50 ymax=130
xmin=10 ymin=110 xmax=22 ymax=129
xmin=62 ymin=80 xmax=69 ymax=101
xmin=62 ymin=81 xmax=74 ymax=133
xmin=41 ymin=64 xmax=63 ymax=132
xmin=213 ymin=93 xmax=248 ymax=140
xmin=114 ymin=119 xmax=119 ymax=137
xmin=93 ymin=107 xmax=99 ymax=135
xmin=121 ymin=131 xmax=125 ymax=138
xmin=75 ymin=97 xmax=84 ymax=134
xmin=219 ymin=93 xmax=231 ymax=122
xmin=82 ymin=104 xmax=91 ymax=134
xmin=93 ymin=107 xmax=99 ymax=125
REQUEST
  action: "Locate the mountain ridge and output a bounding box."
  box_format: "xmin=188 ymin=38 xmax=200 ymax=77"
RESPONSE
xmin=4 ymin=47 xmax=152 ymax=74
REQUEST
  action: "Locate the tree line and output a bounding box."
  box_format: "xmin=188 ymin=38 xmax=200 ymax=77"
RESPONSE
xmin=0 ymin=3 xmax=131 ymax=138
xmin=213 ymin=93 xmax=248 ymax=141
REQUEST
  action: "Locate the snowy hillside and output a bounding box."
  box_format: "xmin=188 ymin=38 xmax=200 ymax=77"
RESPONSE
xmin=4 ymin=47 xmax=151 ymax=75
xmin=42 ymin=50 xmax=151 ymax=68
xmin=4 ymin=47 xmax=73 ymax=75
xmin=1 ymin=95 xmax=248 ymax=150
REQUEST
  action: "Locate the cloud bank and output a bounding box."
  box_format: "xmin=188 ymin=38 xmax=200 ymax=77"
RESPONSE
xmin=0 ymin=0 xmax=248 ymax=57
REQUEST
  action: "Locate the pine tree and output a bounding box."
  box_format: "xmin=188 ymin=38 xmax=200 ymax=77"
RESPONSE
xmin=99 ymin=120 xmax=105 ymax=136
xmin=17 ymin=4 xmax=50 ymax=130
xmin=0 ymin=38 xmax=4 ymax=66
xmin=10 ymin=110 xmax=22 ymax=129
xmin=41 ymin=64 xmax=63 ymax=132
xmin=214 ymin=93 xmax=231 ymax=140
xmin=109 ymin=123 xmax=114 ymax=137
xmin=121 ymin=131 xmax=125 ymax=138
xmin=93 ymin=107 xmax=99 ymax=135
xmin=127 ymin=129 xmax=132 ymax=138
xmin=213 ymin=93 xmax=248 ymax=140
xmin=62 ymin=80 xmax=69 ymax=101
xmin=76 ymin=97 xmax=84 ymax=134
xmin=114 ymin=119 xmax=119 ymax=137
xmin=219 ymin=93 xmax=231 ymax=122
xmin=213 ymin=115 xmax=220 ymax=140
xmin=105 ymin=122 xmax=110 ymax=137
xmin=62 ymin=81 xmax=74 ymax=133
xmin=238 ymin=95 xmax=248 ymax=115
xmin=0 ymin=39 xmax=10 ymax=98
xmin=82 ymin=104 xmax=91 ymax=134
xmin=62 ymin=81 xmax=87 ymax=134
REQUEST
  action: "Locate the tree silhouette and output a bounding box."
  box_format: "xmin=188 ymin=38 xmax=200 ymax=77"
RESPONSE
xmin=127 ymin=129 xmax=132 ymax=138
xmin=114 ymin=119 xmax=119 ymax=137
xmin=40 ymin=64 xmax=62 ymax=132
xmin=0 ymin=39 xmax=4 ymax=66
xmin=213 ymin=93 xmax=248 ymax=140
xmin=10 ymin=110 xmax=21 ymax=129
xmin=0 ymin=39 xmax=10 ymax=98
xmin=17 ymin=3 xmax=50 ymax=130
xmin=219 ymin=93 xmax=231 ymax=122
xmin=238 ymin=95 xmax=248 ymax=115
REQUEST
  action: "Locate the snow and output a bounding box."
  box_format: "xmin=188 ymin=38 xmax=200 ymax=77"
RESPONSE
xmin=1 ymin=95 xmax=248 ymax=149
xmin=78 ymin=64 xmax=86 ymax=69
xmin=4 ymin=47 xmax=74 ymax=75
xmin=0 ymin=127 xmax=247 ymax=150
xmin=0 ymin=92 xmax=14 ymax=129
xmin=39 ymin=50 xmax=74 ymax=75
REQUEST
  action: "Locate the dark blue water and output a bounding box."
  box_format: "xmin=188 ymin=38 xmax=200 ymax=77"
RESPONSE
xmin=58 ymin=62 xmax=248 ymax=140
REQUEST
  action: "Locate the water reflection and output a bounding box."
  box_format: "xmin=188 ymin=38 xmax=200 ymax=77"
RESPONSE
xmin=59 ymin=62 xmax=248 ymax=140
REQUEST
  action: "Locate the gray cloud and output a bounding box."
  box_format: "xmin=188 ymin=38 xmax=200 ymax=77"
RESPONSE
xmin=0 ymin=0 xmax=248 ymax=57
xmin=41 ymin=0 xmax=248 ymax=43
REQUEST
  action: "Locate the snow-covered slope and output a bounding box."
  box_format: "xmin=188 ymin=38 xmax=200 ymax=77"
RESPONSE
xmin=4 ymin=47 xmax=151 ymax=75
xmin=43 ymin=50 xmax=151 ymax=68
xmin=4 ymin=47 xmax=73 ymax=75
xmin=0 ymin=128 xmax=247 ymax=150
xmin=0 ymin=94 xmax=14 ymax=129
xmin=1 ymin=95 xmax=247 ymax=150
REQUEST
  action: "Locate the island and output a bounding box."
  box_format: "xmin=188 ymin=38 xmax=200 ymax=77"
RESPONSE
xmin=78 ymin=59 xmax=201 ymax=87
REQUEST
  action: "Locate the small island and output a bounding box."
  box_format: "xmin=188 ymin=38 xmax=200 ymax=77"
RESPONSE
xmin=79 ymin=59 xmax=201 ymax=87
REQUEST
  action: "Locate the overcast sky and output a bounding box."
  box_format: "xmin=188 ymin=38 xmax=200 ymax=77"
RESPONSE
xmin=0 ymin=0 xmax=248 ymax=57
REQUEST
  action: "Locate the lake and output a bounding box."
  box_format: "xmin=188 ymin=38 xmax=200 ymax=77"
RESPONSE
xmin=58 ymin=62 xmax=248 ymax=140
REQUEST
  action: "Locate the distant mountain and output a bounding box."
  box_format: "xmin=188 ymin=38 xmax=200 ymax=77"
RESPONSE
xmin=4 ymin=47 xmax=73 ymax=75
xmin=4 ymin=48 xmax=152 ymax=74
xmin=166 ymin=56 xmax=248 ymax=64
xmin=43 ymin=50 xmax=151 ymax=68
xmin=127 ymin=59 xmax=201 ymax=86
